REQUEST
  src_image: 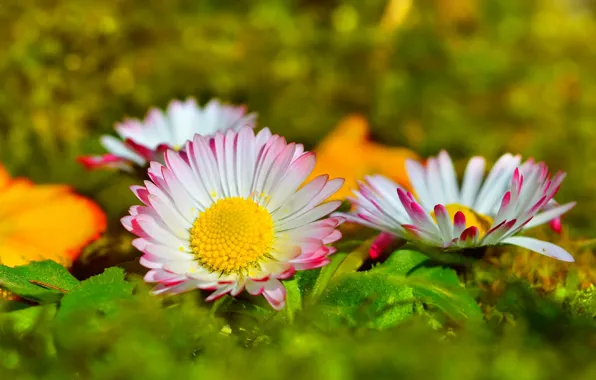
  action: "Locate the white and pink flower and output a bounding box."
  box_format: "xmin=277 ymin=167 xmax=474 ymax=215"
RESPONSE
xmin=339 ymin=151 xmax=576 ymax=262
xmin=122 ymin=126 xmax=345 ymax=310
xmin=79 ymin=98 xmax=256 ymax=172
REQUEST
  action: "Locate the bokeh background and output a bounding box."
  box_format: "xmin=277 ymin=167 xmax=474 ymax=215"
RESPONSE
xmin=4 ymin=1 xmax=596 ymax=379
xmin=0 ymin=0 xmax=594 ymax=232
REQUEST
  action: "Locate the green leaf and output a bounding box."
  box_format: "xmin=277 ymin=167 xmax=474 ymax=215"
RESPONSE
xmin=308 ymin=252 xmax=350 ymax=303
xmin=294 ymin=267 xmax=321 ymax=298
xmin=298 ymin=243 xmax=373 ymax=309
xmin=0 ymin=260 xmax=80 ymax=303
xmin=320 ymin=249 xmax=483 ymax=328
xmin=57 ymin=267 xmax=133 ymax=320
xmin=331 ymin=238 xmax=374 ymax=280
xmin=321 ymin=270 xmax=416 ymax=329
xmin=282 ymin=277 xmax=302 ymax=323
xmin=377 ymin=249 xmax=484 ymax=322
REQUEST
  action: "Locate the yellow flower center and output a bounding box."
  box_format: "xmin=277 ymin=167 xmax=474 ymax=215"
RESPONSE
xmin=190 ymin=197 xmax=274 ymax=275
xmin=431 ymin=204 xmax=494 ymax=237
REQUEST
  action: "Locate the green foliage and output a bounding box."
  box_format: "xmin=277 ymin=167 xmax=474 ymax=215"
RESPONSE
xmin=0 ymin=264 xmax=133 ymax=324
xmin=569 ymin=285 xmax=596 ymax=318
xmin=0 ymin=261 xmax=79 ymax=303
xmin=57 ymin=267 xmax=133 ymax=320
xmin=321 ymin=249 xmax=482 ymax=328
xmin=0 ymin=266 xmax=596 ymax=379
xmin=0 ymin=247 xmax=595 ymax=379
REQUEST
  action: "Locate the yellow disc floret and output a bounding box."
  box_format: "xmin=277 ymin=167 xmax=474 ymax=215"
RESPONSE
xmin=190 ymin=197 xmax=274 ymax=275
xmin=431 ymin=204 xmax=494 ymax=237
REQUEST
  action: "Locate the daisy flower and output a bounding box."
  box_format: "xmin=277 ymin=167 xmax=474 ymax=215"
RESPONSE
xmin=122 ymin=127 xmax=345 ymax=310
xmin=0 ymin=164 xmax=106 ymax=268
xmin=79 ymin=98 xmax=256 ymax=172
xmin=340 ymin=151 xmax=576 ymax=262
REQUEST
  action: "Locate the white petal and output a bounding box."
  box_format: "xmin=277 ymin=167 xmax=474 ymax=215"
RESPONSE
xmin=425 ymin=158 xmax=444 ymax=205
xmin=438 ymin=151 xmax=459 ymax=204
xmin=474 ymin=154 xmax=520 ymax=214
xmin=100 ymin=135 xmax=145 ymax=165
xmin=187 ymin=135 xmax=222 ymax=203
xmin=260 ymin=143 xmax=297 ymax=204
xmin=252 ymin=136 xmax=286 ymax=198
xmin=205 ymin=284 xmax=235 ymax=301
xmin=165 ymin=150 xmax=206 ymax=201
xmin=275 ymin=201 xmax=342 ymax=231
xmin=267 ymin=152 xmax=316 ymax=212
xmin=405 ymin=159 xmax=433 ymax=209
xmin=275 ymin=178 xmax=344 ymax=222
xmin=261 ymin=279 xmax=286 ymax=310
xmin=162 ymin=168 xmax=202 ymax=221
xmin=224 ymin=128 xmax=240 ymax=197
xmin=460 ymin=157 xmax=485 ymax=207
xmin=502 ymin=236 xmax=574 ymax=262
xmin=135 ymin=215 xmax=188 ymax=250
xmin=236 ymin=127 xmax=257 ymax=197
xmin=146 ymin=192 xmax=191 ymax=239
xmin=522 ymin=202 xmax=576 ymax=230
xmin=213 ymin=132 xmax=231 ymax=198
xmin=433 ymin=204 xmax=454 ymax=241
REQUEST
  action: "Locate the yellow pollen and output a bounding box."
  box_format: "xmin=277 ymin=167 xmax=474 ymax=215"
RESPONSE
xmin=190 ymin=197 xmax=274 ymax=275
xmin=431 ymin=204 xmax=494 ymax=237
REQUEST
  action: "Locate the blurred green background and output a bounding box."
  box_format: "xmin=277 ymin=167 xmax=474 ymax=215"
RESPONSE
xmin=0 ymin=0 xmax=595 ymax=232
xmin=3 ymin=1 xmax=596 ymax=379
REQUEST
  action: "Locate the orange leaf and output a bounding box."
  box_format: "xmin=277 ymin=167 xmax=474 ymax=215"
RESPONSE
xmin=0 ymin=164 xmax=107 ymax=268
xmin=308 ymin=114 xmax=420 ymax=200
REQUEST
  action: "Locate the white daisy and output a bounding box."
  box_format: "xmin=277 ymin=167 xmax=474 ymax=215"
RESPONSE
xmin=79 ymin=98 xmax=256 ymax=171
xmin=122 ymin=127 xmax=345 ymax=310
xmin=339 ymin=151 xmax=576 ymax=262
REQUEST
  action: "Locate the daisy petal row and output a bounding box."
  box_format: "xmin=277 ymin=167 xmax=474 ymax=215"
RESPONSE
xmin=80 ymin=98 xmax=256 ymax=172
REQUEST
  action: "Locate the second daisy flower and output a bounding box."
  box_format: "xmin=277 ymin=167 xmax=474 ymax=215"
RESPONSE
xmin=340 ymin=151 xmax=576 ymax=262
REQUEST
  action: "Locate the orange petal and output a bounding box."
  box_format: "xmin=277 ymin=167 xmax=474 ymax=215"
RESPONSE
xmin=0 ymin=168 xmax=107 ymax=268
xmin=0 ymin=164 xmax=11 ymax=190
xmin=307 ymin=114 xmax=420 ymax=200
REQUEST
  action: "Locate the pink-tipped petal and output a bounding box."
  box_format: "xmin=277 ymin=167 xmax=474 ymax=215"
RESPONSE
xmin=369 ymin=232 xmax=397 ymax=260
xmin=550 ymin=217 xmax=562 ymax=234
xmin=523 ymin=202 xmax=576 ymax=231
xmin=205 ymin=285 xmax=234 ymax=302
xmin=125 ymin=139 xmax=154 ymax=160
xmin=262 ymin=280 xmax=287 ymax=311
xmin=433 ymin=204 xmax=453 ymax=241
xmin=453 ymin=211 xmax=467 ymax=236
xmin=460 ymin=226 xmax=479 ymax=242
xmin=77 ymin=154 xmax=132 ymax=171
